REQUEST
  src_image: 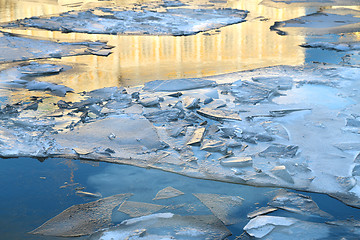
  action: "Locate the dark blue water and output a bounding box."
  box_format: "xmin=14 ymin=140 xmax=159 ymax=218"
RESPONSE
xmin=1 ymin=157 xmax=360 ymax=239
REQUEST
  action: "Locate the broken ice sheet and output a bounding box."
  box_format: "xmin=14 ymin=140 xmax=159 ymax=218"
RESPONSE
xmin=29 ymin=193 xmax=132 ymax=237
xmin=268 ymin=189 xmax=332 ymax=218
xmin=0 ymin=31 xmax=111 ymax=63
xmin=271 ymin=8 xmax=360 ymax=35
xmin=193 ymin=193 xmax=244 ymax=225
xmin=118 ymin=201 xmax=165 ymax=217
xmin=3 ymin=7 xmax=248 ymax=36
xmin=89 ymin=213 xmax=231 ymax=240
xmin=153 ymin=186 xmax=184 ymax=200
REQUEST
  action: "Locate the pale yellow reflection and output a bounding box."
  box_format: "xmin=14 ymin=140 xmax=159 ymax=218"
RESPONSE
xmin=1 ymin=0 xmax=305 ymax=93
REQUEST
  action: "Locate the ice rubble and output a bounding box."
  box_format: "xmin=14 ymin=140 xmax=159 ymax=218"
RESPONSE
xmin=270 ymin=8 xmax=360 ymax=35
xmin=0 ymin=31 xmax=112 ymax=63
xmin=2 ymin=63 xmax=360 ymax=209
xmin=2 ymin=6 xmax=248 ymax=36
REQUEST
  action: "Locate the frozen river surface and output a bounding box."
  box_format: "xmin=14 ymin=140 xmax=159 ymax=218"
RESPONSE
xmin=0 ymin=0 xmax=360 ymax=239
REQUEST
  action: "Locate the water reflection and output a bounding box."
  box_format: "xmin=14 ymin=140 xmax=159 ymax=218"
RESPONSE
xmin=0 ymin=0 xmax=306 ymax=92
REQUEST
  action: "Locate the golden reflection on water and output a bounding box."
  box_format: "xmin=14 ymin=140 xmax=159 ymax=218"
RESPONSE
xmin=1 ymin=0 xmax=306 ymax=92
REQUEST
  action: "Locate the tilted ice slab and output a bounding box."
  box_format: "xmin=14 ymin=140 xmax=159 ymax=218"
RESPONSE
xmin=2 ymin=63 xmax=360 ymax=209
xmin=1 ymin=7 xmax=248 ymax=36
xmin=0 ymin=31 xmax=111 ymax=63
xmin=271 ymin=8 xmax=360 ymax=35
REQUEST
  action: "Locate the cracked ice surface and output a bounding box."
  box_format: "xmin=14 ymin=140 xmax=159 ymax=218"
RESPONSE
xmin=2 ymin=62 xmax=360 ymax=208
xmin=0 ymin=31 xmax=112 ymax=63
xmin=1 ymin=7 xmax=248 ymax=36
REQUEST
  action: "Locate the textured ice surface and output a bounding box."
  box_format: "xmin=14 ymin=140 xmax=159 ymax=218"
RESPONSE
xmin=271 ymin=8 xmax=360 ymax=35
xmin=2 ymin=7 xmax=248 ymax=36
xmin=0 ymin=31 xmax=111 ymax=63
xmin=2 ymin=63 xmax=360 ymax=209
xmin=89 ymin=213 xmax=231 ymax=239
xmin=29 ymin=193 xmax=132 ymax=237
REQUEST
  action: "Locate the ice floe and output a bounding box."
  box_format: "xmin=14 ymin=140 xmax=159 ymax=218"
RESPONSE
xmin=2 ymin=7 xmax=248 ymax=36
xmin=271 ymin=8 xmax=360 ymax=35
xmin=0 ymin=31 xmax=112 ymax=63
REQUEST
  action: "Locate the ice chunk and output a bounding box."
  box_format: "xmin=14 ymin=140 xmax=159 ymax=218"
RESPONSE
xmin=187 ymin=127 xmax=206 ymax=146
xmin=18 ymin=62 xmax=63 ymax=76
xmin=0 ymin=31 xmax=111 ymax=63
xmin=200 ymin=139 xmax=227 ymax=153
xmin=270 ymin=165 xmax=294 ymax=184
xmin=258 ymin=144 xmax=298 ymax=158
xmin=252 ymin=76 xmax=293 ymax=90
xmin=153 ymin=186 xmax=184 ymax=200
xmin=183 ymin=96 xmax=200 ymax=109
xmin=143 ymin=109 xmax=181 ymax=122
xmin=75 ymin=191 xmax=102 ymax=198
xmin=244 ymin=216 xmax=296 ymax=238
xmin=197 ymin=108 xmax=242 ymax=121
xmin=247 ymin=206 xmax=278 ymax=219
xmin=144 ymin=78 xmax=216 ymax=91
xmin=262 ymin=121 xmax=290 ymax=140
xmin=220 ymin=156 xmax=253 ymax=168
xmin=230 ymin=80 xmax=278 ymax=104
xmin=118 ymin=201 xmax=165 ymax=217
xmin=244 ymin=216 xmax=330 ymax=239
xmin=3 ymin=7 xmax=248 ymax=36
xmin=139 ymin=97 xmax=160 ymax=107
xmin=29 ymin=193 xmax=132 ymax=237
xmin=193 ymin=193 xmax=244 ymax=225
xmin=90 ymin=214 xmax=231 ymax=240
xmin=271 ymin=9 xmax=360 ymax=35
xmin=26 ymin=81 xmax=74 ymax=97
xmin=269 ymin=190 xmax=332 ymax=218
xmin=54 ymin=116 xmax=165 ymax=159
xmin=300 ymin=42 xmax=358 ymax=51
